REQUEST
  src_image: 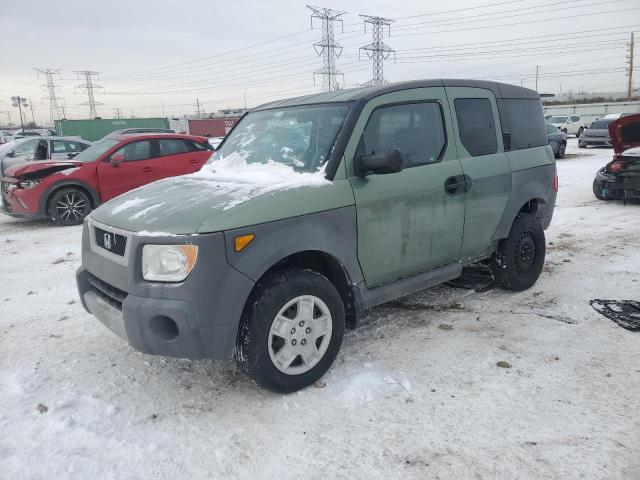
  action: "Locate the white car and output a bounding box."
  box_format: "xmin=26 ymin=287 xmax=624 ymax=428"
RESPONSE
xmin=548 ymin=115 xmax=586 ymax=137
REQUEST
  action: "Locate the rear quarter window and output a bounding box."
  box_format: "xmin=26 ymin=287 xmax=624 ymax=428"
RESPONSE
xmin=498 ymin=99 xmax=548 ymax=150
xmin=454 ymin=98 xmax=498 ymax=157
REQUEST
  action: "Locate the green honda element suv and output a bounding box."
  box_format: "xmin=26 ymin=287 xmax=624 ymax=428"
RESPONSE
xmin=77 ymin=80 xmax=557 ymax=393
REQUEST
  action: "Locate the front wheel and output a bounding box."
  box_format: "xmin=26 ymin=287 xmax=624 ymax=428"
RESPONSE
xmin=489 ymin=213 xmax=546 ymax=292
xmin=555 ymin=142 xmax=566 ymax=159
xmin=577 ymin=127 xmax=584 ymax=138
xmin=235 ymin=268 xmax=345 ymax=393
xmin=47 ymin=188 xmax=92 ymax=226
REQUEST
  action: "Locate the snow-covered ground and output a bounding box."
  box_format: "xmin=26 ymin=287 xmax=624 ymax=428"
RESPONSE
xmin=1 ymin=138 xmax=639 ymax=480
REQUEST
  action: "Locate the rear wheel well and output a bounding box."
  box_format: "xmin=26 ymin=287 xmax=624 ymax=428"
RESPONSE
xmin=517 ymin=198 xmax=541 ymax=216
xmin=251 ymin=251 xmax=356 ymax=329
xmin=45 ymin=184 xmax=95 ymax=215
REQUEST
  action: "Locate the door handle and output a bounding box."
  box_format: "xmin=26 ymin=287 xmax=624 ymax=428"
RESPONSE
xmin=189 ymin=158 xmax=199 ymax=164
xmin=142 ymin=166 xmax=153 ymax=173
xmin=444 ymin=175 xmax=465 ymax=195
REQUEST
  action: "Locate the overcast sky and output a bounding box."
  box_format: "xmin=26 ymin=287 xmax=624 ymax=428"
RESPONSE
xmin=1 ymin=0 xmax=638 ymax=124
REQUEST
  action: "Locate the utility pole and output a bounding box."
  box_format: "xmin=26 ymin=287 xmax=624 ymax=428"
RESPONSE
xmin=75 ymin=70 xmax=103 ymax=118
xmin=626 ymin=32 xmax=635 ymax=99
xmin=535 ymin=65 xmax=540 ymax=92
xmin=35 ymin=68 xmax=63 ymax=126
xmin=10 ymin=96 xmax=28 ymax=132
xmin=307 ymin=5 xmax=346 ymax=91
xmin=359 ymin=15 xmax=394 ymax=86
xmin=161 ymin=103 xmax=165 ymax=117
xmin=61 ymin=104 xmax=67 ymax=120
xmin=28 ymin=98 xmax=36 ymax=126
xmin=193 ymin=98 xmax=203 ymax=119
xmin=243 ymin=92 xmax=247 ymax=110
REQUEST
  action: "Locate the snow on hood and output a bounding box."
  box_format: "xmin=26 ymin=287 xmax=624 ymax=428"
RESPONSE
xmin=185 ymin=151 xmax=330 ymax=210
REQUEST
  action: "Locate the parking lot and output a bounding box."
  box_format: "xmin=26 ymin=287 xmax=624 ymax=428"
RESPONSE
xmin=1 ymin=138 xmax=639 ymax=479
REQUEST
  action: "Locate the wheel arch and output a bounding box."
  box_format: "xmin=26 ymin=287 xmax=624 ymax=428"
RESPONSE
xmin=243 ymin=249 xmax=358 ymax=330
xmin=39 ymin=180 xmax=100 ymax=216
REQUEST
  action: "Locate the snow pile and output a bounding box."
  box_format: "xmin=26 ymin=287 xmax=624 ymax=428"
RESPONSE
xmin=188 ymin=152 xmax=329 ymax=210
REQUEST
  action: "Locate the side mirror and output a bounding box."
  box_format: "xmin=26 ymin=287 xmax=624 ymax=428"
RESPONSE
xmin=66 ymin=152 xmax=78 ymax=159
xmin=355 ymin=149 xmax=404 ymax=177
xmin=110 ymin=152 xmax=125 ymax=167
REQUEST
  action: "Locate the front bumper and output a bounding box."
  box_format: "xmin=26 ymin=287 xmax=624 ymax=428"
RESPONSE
xmin=1 ymin=179 xmax=43 ymax=217
xmin=579 ymin=138 xmax=612 ymax=147
xmin=76 ymin=220 xmax=255 ymax=359
xmin=595 ymin=170 xmax=640 ymax=199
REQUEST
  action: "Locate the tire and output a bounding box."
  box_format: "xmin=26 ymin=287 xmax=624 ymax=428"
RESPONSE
xmin=561 ymin=128 xmax=568 ymax=134
xmin=489 ymin=213 xmax=546 ymax=292
xmin=555 ymin=142 xmax=566 ymax=159
xmin=592 ymin=179 xmax=610 ymax=200
xmin=235 ymin=268 xmax=345 ymax=393
xmin=577 ymin=127 xmax=583 ymax=138
xmin=579 ymin=143 xmax=587 ymax=149
xmin=47 ymin=188 xmax=92 ymax=226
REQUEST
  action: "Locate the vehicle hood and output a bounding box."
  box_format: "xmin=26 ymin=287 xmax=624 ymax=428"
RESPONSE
xmin=4 ymin=160 xmax=83 ymax=179
xmin=90 ymin=160 xmax=355 ymax=235
xmin=609 ymin=113 xmax=640 ymax=154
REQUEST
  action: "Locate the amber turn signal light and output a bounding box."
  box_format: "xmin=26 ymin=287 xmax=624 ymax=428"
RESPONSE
xmin=234 ymin=234 xmax=255 ymax=252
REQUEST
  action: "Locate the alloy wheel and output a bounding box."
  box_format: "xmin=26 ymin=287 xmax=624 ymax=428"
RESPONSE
xmin=268 ymin=295 xmax=333 ymax=375
xmin=55 ymin=192 xmax=88 ymax=223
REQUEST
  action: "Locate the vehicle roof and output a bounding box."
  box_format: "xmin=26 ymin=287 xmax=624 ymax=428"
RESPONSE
xmin=108 ymin=132 xmax=206 ymax=142
xmin=254 ymin=79 xmax=539 ymax=110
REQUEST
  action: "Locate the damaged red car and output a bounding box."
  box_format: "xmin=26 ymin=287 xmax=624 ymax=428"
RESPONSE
xmin=1 ymin=133 xmax=213 ymax=225
xmin=593 ymin=114 xmax=640 ymax=201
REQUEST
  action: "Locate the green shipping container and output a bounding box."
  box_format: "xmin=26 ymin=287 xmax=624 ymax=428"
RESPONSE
xmin=54 ymin=118 xmax=170 ymax=141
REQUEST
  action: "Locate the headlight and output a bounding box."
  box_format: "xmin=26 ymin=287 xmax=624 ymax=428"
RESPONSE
xmin=142 ymin=244 xmax=198 ymax=282
xmin=19 ymin=179 xmax=41 ymax=189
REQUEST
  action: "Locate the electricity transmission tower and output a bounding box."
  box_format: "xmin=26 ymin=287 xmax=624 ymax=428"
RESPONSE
xmin=359 ymin=15 xmax=394 ymax=86
xmin=35 ymin=68 xmax=64 ymax=126
xmin=307 ymin=5 xmax=346 ymax=92
xmin=626 ymin=32 xmax=635 ymax=98
xmin=75 ymin=70 xmax=103 ymax=118
xmin=193 ymin=98 xmax=203 ymax=119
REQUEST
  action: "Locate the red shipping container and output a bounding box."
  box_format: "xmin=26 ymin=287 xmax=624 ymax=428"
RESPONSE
xmin=188 ymin=118 xmax=240 ymax=137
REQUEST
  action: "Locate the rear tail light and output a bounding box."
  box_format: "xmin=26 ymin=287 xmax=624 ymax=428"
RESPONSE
xmin=609 ymin=161 xmax=626 ymax=173
xmin=553 ymin=169 xmax=558 ymax=192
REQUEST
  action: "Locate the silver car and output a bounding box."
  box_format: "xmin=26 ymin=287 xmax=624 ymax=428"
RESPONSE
xmin=0 ymin=136 xmax=92 ymax=176
xmin=578 ymin=118 xmax=616 ymax=148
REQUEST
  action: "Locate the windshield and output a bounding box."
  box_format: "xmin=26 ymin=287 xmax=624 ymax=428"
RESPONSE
xmin=212 ymin=104 xmax=350 ymax=173
xmin=72 ymin=138 xmax=118 ymax=162
xmin=549 ymin=116 xmax=568 ymax=123
xmin=590 ymin=119 xmax=614 ymax=130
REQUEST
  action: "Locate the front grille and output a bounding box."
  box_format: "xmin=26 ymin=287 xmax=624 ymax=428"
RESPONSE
xmin=95 ymin=226 xmax=127 ymax=257
xmin=1 ymin=181 xmax=10 ymax=194
xmin=87 ymin=274 xmax=127 ymax=311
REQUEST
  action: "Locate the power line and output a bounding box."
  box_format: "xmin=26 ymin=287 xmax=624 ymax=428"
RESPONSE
xmin=308 ymin=5 xmax=346 ymax=91
xmin=359 ymin=15 xmax=395 ymax=86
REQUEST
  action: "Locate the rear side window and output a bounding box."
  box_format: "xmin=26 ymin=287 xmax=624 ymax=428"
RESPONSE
xmin=499 ymin=99 xmax=548 ymax=150
xmin=66 ymin=141 xmax=89 ymax=152
xmin=191 ymin=141 xmax=213 ymax=151
xmin=158 ymin=139 xmax=191 ymax=156
xmin=454 ymin=98 xmax=498 ymax=157
xmin=361 ymin=102 xmax=446 ymax=167
xmin=52 ymin=140 xmax=67 ymax=153
xmin=546 ymin=123 xmax=558 ymax=135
